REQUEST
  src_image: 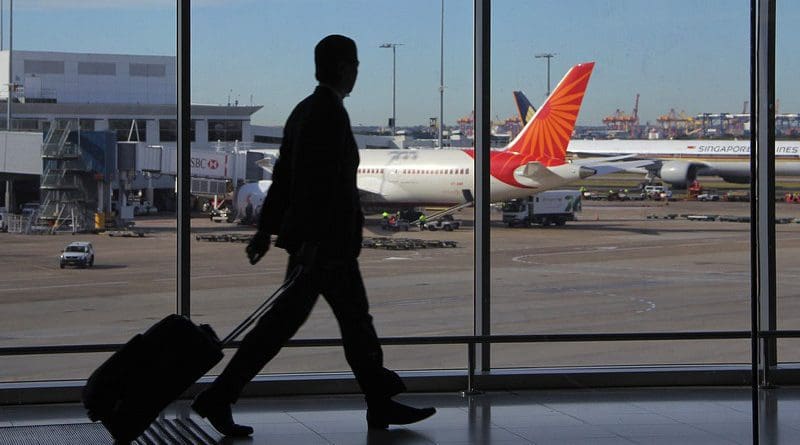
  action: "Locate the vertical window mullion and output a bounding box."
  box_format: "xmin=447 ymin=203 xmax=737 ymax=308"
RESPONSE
xmin=177 ymin=0 xmax=191 ymax=317
xmin=473 ymin=0 xmax=491 ymax=373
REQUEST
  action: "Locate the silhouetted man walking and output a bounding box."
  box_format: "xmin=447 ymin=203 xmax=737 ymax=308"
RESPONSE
xmin=191 ymin=35 xmax=436 ymax=437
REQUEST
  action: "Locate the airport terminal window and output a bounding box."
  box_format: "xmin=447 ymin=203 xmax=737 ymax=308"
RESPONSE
xmin=5 ymin=118 xmax=42 ymax=131
xmin=776 ymin=1 xmax=800 ymax=363
xmin=159 ymin=119 xmax=196 ymax=142
xmin=489 ymin=0 xmax=751 ymax=369
xmin=254 ymin=135 xmax=282 ymax=144
xmin=208 ymin=119 xmax=242 ymax=142
xmin=79 ymin=119 xmax=96 ymax=132
xmin=0 ymin=2 xmax=176 ymax=384
xmin=129 ymin=63 xmax=167 ymax=78
xmin=23 ymin=59 xmax=65 ymax=75
xmin=189 ymin=0 xmax=474 ymax=377
xmin=77 ymin=62 xmax=116 ymax=76
xmin=0 ymin=0 xmax=789 ymax=389
xmin=108 ymin=119 xmax=148 ymax=142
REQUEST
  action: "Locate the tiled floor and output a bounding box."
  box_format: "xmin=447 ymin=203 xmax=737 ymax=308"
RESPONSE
xmin=2 ymin=387 xmax=800 ymax=444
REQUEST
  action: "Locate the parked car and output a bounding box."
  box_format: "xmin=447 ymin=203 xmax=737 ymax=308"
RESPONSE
xmin=59 ymin=241 xmax=95 ymax=269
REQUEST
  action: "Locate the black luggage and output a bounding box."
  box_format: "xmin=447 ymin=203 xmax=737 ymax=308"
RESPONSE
xmin=82 ymin=267 xmax=301 ymax=443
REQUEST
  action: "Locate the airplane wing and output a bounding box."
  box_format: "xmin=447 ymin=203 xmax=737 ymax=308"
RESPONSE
xmin=583 ymin=159 xmax=658 ymax=176
xmin=569 ymin=154 xmax=637 ymax=165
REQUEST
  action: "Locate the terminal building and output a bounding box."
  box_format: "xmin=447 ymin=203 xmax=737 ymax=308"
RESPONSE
xmin=0 ymin=50 xmax=268 ymax=222
xmin=0 ymin=50 xmax=401 ymax=229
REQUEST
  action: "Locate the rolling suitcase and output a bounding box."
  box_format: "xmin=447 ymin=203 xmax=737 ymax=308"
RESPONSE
xmin=82 ymin=267 xmax=302 ymax=443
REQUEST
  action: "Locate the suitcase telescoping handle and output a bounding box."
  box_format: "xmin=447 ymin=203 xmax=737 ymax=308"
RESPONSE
xmin=220 ymin=265 xmax=304 ymax=347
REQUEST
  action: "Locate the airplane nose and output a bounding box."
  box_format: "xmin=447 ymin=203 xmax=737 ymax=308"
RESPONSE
xmin=579 ymin=166 xmax=596 ymax=179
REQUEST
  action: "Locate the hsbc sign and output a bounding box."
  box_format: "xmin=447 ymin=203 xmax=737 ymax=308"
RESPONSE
xmin=191 ymin=153 xmax=229 ymax=178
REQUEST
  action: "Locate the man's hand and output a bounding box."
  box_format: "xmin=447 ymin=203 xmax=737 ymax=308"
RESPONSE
xmin=246 ymin=232 xmax=270 ymax=265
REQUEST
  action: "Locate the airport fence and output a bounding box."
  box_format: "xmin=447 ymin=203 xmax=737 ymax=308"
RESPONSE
xmin=5 ymin=214 xmax=31 ymax=234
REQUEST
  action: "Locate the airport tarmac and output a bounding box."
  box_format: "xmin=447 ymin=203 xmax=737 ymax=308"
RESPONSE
xmin=3 ymin=200 xmax=800 ymax=382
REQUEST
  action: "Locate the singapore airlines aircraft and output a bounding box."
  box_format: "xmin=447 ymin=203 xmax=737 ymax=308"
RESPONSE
xmin=513 ymin=90 xmax=800 ymax=187
xmin=235 ymin=62 xmax=651 ymax=217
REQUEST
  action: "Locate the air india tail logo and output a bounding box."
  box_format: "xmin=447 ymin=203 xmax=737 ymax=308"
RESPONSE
xmin=506 ymin=62 xmax=594 ymax=166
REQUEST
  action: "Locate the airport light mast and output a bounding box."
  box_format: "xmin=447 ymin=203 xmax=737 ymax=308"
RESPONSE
xmin=5 ymin=0 xmax=11 ymax=132
xmin=380 ymin=42 xmax=402 ymax=136
xmin=535 ymin=52 xmax=556 ymax=97
xmin=438 ymin=0 xmax=444 ymax=149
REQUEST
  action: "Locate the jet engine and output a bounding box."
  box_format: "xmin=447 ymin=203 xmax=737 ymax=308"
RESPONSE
xmin=658 ymin=161 xmax=699 ymax=188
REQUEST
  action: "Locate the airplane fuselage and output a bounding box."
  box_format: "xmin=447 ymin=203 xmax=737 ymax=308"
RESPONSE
xmin=568 ymin=139 xmax=800 ymax=180
xmin=356 ymin=149 xmax=587 ymax=206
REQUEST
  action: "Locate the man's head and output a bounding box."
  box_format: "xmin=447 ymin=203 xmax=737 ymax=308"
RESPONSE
xmin=315 ymin=34 xmax=359 ymax=96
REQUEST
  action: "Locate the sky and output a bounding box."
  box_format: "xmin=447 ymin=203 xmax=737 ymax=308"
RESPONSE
xmin=10 ymin=0 xmax=800 ymax=127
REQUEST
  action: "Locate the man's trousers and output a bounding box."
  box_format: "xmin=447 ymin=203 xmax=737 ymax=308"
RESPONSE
xmin=207 ymin=256 xmax=406 ymax=403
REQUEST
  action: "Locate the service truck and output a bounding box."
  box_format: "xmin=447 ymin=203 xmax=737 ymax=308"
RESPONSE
xmin=502 ymin=190 xmax=582 ymax=227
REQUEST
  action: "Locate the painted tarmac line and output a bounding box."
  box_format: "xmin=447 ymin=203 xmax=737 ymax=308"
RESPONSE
xmin=0 ymin=281 xmax=129 ymax=293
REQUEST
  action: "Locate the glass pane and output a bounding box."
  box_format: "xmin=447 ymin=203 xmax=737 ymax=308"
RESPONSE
xmin=191 ymin=1 xmax=474 ymax=377
xmin=490 ymin=0 xmax=751 ymax=368
xmin=0 ymin=1 xmax=177 ymax=382
xmin=494 ymin=340 xmax=749 ymax=368
xmin=776 ymin=1 xmax=800 ymax=363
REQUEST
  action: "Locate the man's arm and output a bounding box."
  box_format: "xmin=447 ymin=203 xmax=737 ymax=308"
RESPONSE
xmin=291 ymin=103 xmax=347 ymax=245
xmin=247 ymin=126 xmax=292 ymax=264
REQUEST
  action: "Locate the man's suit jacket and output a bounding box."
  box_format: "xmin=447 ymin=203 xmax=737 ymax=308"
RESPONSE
xmin=258 ymin=86 xmax=363 ymax=259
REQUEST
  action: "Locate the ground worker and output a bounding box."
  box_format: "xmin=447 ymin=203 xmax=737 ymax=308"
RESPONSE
xmin=418 ymin=214 xmax=427 ymax=230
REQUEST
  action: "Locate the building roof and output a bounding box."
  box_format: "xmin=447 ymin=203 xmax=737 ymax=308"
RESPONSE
xmin=9 ymin=103 xmax=262 ymax=118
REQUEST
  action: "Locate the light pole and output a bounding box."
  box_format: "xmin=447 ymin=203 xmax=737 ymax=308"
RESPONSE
xmin=535 ymin=52 xmax=556 ymax=97
xmin=438 ymin=0 xmax=444 ymax=149
xmin=379 ymin=42 xmax=402 ymax=135
xmin=6 ymin=0 xmax=11 ymax=132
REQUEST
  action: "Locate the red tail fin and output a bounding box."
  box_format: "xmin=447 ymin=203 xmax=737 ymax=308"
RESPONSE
xmin=504 ymin=62 xmax=594 ymax=166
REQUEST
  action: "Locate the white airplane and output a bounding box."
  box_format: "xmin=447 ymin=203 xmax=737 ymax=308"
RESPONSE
xmin=567 ymin=139 xmax=800 ymax=187
xmin=235 ymin=62 xmax=651 ymax=218
xmin=513 ymin=90 xmax=800 ymax=187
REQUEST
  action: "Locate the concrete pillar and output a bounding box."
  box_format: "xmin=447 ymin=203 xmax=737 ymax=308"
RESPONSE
xmin=145 ymin=119 xmax=158 ymax=144
xmin=195 ymin=119 xmax=209 ymax=146
xmin=97 ymin=180 xmax=104 ymax=213
xmin=4 ymin=179 xmax=14 ymax=212
xmin=242 ymin=120 xmax=253 ymax=144
xmin=145 ymin=175 xmax=154 ymax=204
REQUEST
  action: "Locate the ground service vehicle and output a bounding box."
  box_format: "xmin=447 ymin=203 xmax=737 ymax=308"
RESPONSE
xmin=502 ymin=190 xmax=582 ymax=227
xmin=643 ymin=185 xmax=673 ymax=200
xmin=60 ymin=241 xmax=95 ymax=268
xmin=697 ymin=192 xmax=721 ymax=202
xmin=425 ymin=219 xmax=461 ymax=231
